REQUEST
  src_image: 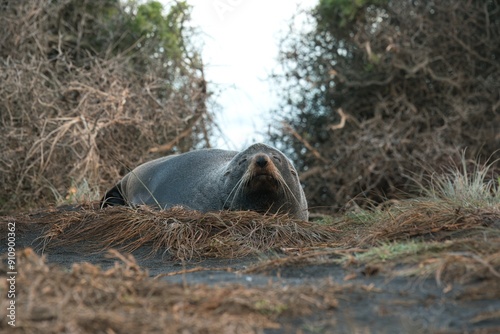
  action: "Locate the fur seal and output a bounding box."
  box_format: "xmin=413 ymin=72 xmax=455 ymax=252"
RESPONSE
xmin=101 ymin=143 xmax=309 ymax=220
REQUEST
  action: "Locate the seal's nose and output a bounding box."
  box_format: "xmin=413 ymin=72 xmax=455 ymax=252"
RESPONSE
xmin=255 ymin=155 xmax=268 ymax=168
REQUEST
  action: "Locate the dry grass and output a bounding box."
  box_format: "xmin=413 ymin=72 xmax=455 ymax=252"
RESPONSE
xmin=0 ymin=248 xmax=342 ymax=333
xmin=36 ymin=205 xmax=336 ymax=260
xmin=6 ymin=188 xmax=497 ymax=286
xmin=2 ymin=200 xmax=498 ymax=332
xmin=241 ymin=206 xmax=499 ymax=290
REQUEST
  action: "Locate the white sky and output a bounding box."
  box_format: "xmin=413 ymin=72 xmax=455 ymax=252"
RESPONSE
xmin=183 ymin=0 xmax=317 ymax=150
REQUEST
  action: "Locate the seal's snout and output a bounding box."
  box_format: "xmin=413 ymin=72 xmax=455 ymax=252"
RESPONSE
xmin=255 ymin=154 xmax=269 ymax=168
xmin=245 ymin=153 xmax=280 ymax=193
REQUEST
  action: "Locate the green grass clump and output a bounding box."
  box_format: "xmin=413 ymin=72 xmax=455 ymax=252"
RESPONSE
xmin=422 ymin=153 xmax=499 ymax=209
xmin=353 ymin=240 xmax=449 ymax=265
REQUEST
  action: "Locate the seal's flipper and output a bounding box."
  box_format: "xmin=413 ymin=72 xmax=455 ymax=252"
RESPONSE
xmin=101 ymin=184 xmax=126 ymax=207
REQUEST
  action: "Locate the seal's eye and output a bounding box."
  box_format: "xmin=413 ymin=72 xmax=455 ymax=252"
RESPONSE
xmin=272 ymin=155 xmax=281 ymax=163
xmin=238 ymin=158 xmax=247 ymax=165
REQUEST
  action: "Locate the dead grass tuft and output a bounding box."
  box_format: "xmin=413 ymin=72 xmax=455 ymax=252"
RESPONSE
xmin=357 ymin=200 xmax=499 ymax=246
xmin=38 ymin=205 xmax=336 ymax=260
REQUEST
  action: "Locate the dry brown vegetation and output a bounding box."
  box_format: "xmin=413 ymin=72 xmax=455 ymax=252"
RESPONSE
xmin=246 ymin=199 xmax=500 ymax=285
xmin=1 ymin=248 xmax=345 ymax=333
xmin=37 ymin=205 xmax=334 ymax=260
xmin=25 ymin=189 xmax=498 ymax=276
xmin=0 ymin=0 xmax=210 ymax=213
xmin=3 ymin=179 xmax=498 ymax=278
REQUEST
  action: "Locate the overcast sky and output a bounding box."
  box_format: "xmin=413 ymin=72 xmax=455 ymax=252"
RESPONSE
xmin=183 ymin=0 xmax=317 ymax=150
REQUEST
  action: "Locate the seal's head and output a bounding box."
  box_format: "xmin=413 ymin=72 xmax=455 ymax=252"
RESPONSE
xmin=222 ymin=143 xmax=308 ymax=220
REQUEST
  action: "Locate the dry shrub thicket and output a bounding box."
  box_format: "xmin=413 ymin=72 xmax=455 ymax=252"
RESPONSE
xmin=273 ymin=0 xmax=500 ymax=213
xmin=0 ymin=0 xmax=210 ymax=213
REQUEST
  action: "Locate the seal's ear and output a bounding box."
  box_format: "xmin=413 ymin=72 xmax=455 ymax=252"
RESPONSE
xmin=101 ymin=184 xmax=126 ymax=207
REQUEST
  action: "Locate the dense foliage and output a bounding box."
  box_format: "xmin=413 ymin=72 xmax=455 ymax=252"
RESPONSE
xmin=272 ymin=0 xmax=500 ymax=213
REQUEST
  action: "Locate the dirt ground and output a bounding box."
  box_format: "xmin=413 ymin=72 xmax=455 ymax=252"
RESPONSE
xmin=1 ymin=203 xmax=499 ymax=333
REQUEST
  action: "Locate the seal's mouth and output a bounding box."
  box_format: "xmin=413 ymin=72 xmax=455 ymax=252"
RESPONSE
xmin=247 ymin=172 xmax=279 ymax=192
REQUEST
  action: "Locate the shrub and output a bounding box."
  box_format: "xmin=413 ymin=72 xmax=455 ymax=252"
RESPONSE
xmin=271 ymin=0 xmax=500 ymax=213
xmin=0 ymin=0 xmax=211 ymax=212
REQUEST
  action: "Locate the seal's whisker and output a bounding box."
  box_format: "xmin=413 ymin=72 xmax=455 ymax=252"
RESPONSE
xmin=276 ymin=173 xmax=300 ymax=206
xmin=224 ymin=169 xmax=252 ymax=209
xmin=232 ymin=171 xmax=253 ymax=208
xmin=223 ymin=176 xmax=244 ymax=209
